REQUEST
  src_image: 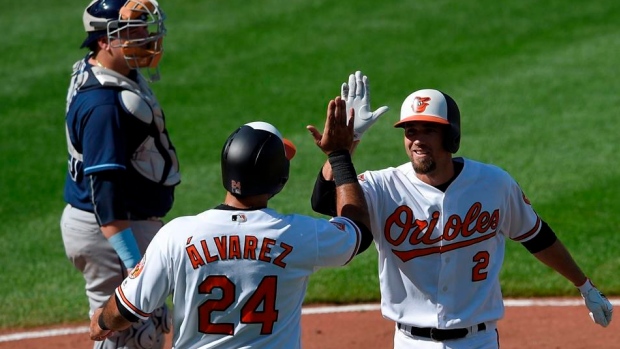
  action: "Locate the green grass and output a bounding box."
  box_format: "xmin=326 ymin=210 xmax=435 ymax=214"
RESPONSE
xmin=1 ymin=0 xmax=620 ymax=329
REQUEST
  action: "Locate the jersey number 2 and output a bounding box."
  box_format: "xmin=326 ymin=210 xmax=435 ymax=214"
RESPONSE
xmin=198 ymin=275 xmax=279 ymax=335
xmin=472 ymin=251 xmax=490 ymax=282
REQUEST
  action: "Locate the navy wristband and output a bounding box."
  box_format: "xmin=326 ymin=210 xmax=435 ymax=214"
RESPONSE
xmin=328 ymin=150 xmax=358 ymax=186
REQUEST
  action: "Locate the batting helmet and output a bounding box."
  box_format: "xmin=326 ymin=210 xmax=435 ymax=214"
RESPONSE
xmin=80 ymin=0 xmax=166 ymax=73
xmin=221 ymin=122 xmax=297 ymax=198
xmin=394 ymin=89 xmax=461 ymax=153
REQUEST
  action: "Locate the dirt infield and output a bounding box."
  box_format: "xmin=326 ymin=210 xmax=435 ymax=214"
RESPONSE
xmin=0 ymin=300 xmax=616 ymax=348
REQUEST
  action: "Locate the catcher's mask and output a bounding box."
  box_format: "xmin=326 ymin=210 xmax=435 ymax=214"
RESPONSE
xmin=221 ymin=122 xmax=296 ymax=199
xmin=394 ymin=89 xmax=461 ymax=153
xmin=81 ymin=0 xmax=166 ymax=81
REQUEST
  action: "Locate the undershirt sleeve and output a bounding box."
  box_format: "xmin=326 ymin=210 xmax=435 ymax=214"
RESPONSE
xmin=310 ymin=169 xmax=337 ymax=217
xmin=522 ymin=220 xmax=557 ymax=253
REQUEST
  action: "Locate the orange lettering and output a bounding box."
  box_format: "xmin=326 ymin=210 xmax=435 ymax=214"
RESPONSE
xmin=214 ymin=236 xmax=227 ymax=260
xmin=229 ymin=235 xmax=241 ymax=259
xmin=244 ymin=236 xmax=258 ymax=260
xmin=185 ymin=245 xmax=205 ymax=269
xmin=201 ymin=240 xmax=219 ymax=263
xmin=273 ymin=242 xmax=293 ymax=268
xmin=443 ymin=215 xmax=462 ymax=241
xmin=384 ymin=206 xmax=415 ymax=245
xmin=259 ymin=238 xmax=275 ymax=263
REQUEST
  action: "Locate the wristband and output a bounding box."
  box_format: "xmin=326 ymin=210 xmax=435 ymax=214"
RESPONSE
xmin=108 ymin=227 xmax=141 ymax=269
xmin=328 ymin=150 xmax=358 ymax=186
xmin=98 ymin=313 xmax=111 ymax=331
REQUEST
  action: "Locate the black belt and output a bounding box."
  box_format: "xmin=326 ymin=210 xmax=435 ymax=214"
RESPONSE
xmin=397 ymin=322 xmax=486 ymax=341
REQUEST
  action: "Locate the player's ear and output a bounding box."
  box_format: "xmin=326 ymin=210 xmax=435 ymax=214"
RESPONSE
xmin=96 ymin=36 xmax=109 ymax=51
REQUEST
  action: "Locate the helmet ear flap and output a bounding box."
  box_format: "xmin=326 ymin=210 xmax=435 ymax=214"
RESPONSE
xmin=442 ymin=93 xmax=461 ymax=153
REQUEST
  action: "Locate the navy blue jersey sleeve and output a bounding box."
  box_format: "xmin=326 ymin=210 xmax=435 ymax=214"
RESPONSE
xmin=82 ymin=103 xmax=127 ymax=175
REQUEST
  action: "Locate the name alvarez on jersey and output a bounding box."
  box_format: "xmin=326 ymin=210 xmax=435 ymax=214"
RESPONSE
xmin=185 ymin=235 xmax=294 ymax=269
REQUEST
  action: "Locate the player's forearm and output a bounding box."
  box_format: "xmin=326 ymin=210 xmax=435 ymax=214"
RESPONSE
xmin=329 ymin=150 xmax=371 ymax=229
xmin=321 ymin=140 xmax=360 ymax=182
xmin=532 ymin=239 xmax=587 ymax=287
xmin=99 ymin=294 xmax=133 ymax=332
xmin=101 ymin=221 xmax=141 ymax=270
xmin=335 ymin=182 xmax=370 ymax=229
xmin=100 ymin=221 xmax=131 ymax=239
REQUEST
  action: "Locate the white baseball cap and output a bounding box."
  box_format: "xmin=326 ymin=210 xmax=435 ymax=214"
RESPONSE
xmin=394 ymin=89 xmax=457 ymax=128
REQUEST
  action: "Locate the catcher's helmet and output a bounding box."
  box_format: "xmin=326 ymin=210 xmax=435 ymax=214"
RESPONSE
xmin=81 ymin=0 xmax=166 ymax=79
xmin=394 ymin=89 xmax=461 ymax=153
xmin=221 ymin=122 xmax=296 ymax=198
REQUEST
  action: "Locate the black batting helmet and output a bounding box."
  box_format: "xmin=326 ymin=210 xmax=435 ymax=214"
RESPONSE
xmin=394 ymin=89 xmax=461 ymax=153
xmin=221 ymin=122 xmax=296 ymax=198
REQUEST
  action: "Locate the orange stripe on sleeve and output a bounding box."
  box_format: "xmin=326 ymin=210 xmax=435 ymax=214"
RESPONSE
xmin=512 ymin=217 xmax=542 ymax=242
xmin=116 ymin=287 xmax=151 ymax=318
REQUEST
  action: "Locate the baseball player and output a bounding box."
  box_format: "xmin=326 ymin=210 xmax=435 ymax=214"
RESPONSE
xmin=311 ymin=71 xmax=613 ymax=348
xmin=89 ymin=102 xmax=374 ymax=348
xmin=61 ymin=1 xmax=178 ymax=348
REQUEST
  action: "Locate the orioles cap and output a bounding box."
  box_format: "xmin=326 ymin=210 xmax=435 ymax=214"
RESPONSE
xmin=394 ymin=89 xmax=457 ymax=128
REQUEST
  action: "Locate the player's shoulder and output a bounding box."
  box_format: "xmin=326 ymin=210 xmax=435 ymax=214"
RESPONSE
xmin=69 ymin=86 xmax=119 ymax=116
xmin=358 ymin=163 xmax=409 ymax=182
xmin=460 ymin=157 xmax=515 ymax=182
xmin=158 ymin=215 xmax=203 ymax=236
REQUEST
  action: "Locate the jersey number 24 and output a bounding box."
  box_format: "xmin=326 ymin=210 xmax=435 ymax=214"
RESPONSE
xmin=198 ymin=275 xmax=279 ymax=335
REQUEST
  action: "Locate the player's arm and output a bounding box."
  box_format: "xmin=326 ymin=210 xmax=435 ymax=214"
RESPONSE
xmin=90 ymin=170 xmax=141 ymax=271
xmin=312 ymin=70 xmax=387 ymax=216
xmin=83 ymin=104 xmax=142 ymax=271
xmin=524 ymin=220 xmax=613 ymax=327
xmin=308 ymin=97 xmax=371 ymax=244
xmin=89 ymin=292 xmax=139 ymax=340
xmin=310 ymin=141 xmax=360 ymax=216
xmin=525 ymin=221 xmax=586 ymax=285
xmin=311 ymin=164 xmax=337 ymax=216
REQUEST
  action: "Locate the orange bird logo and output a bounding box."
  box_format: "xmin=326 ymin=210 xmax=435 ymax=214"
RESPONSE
xmin=413 ymin=97 xmax=431 ymax=113
xmin=129 ymin=257 xmax=145 ymax=279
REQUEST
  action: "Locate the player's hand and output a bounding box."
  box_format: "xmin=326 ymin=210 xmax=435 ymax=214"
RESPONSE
xmin=578 ymin=279 xmax=613 ymax=327
xmin=341 ymin=71 xmax=389 ymax=141
xmin=307 ymin=96 xmax=354 ymax=155
xmin=89 ymin=307 xmax=114 ymax=341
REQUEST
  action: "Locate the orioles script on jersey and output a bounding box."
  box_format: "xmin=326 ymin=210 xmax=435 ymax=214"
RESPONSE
xmin=385 ymin=202 xmax=499 ymax=262
xmin=184 ymin=235 xmax=294 ymax=269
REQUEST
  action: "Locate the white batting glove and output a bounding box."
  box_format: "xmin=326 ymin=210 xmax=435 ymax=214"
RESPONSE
xmin=578 ymin=278 xmax=613 ymax=327
xmin=341 ymin=71 xmax=389 ymax=141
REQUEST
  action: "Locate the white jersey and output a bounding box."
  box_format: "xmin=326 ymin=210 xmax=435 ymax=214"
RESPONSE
xmin=359 ymin=158 xmax=541 ymax=329
xmin=115 ymin=207 xmax=361 ymax=349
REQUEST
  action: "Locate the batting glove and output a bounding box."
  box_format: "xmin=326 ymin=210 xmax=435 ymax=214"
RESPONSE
xmin=341 ymin=71 xmax=389 ymax=141
xmin=578 ymin=278 xmax=613 ymax=327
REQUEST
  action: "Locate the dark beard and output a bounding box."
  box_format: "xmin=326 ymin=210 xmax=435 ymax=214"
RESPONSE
xmin=413 ymin=158 xmax=436 ymax=174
